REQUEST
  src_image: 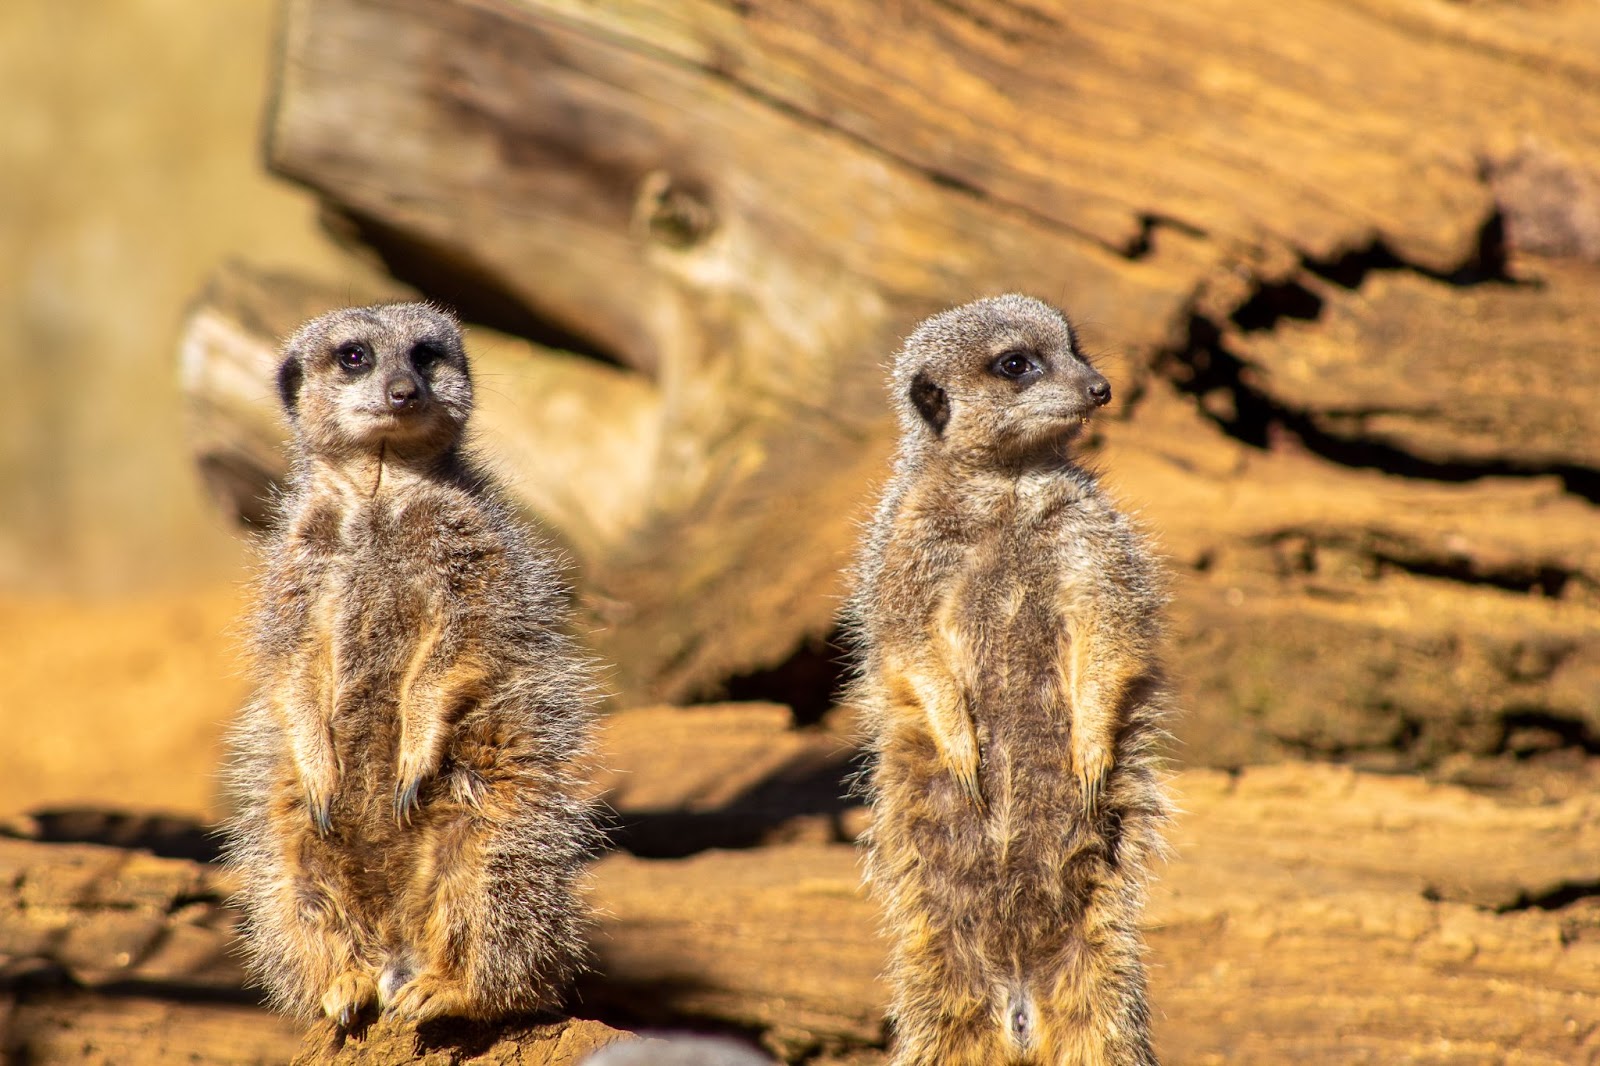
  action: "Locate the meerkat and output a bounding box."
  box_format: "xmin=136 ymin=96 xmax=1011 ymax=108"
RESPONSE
xmin=848 ymin=295 xmax=1172 ymax=1065
xmin=222 ymin=302 xmax=599 ymax=1027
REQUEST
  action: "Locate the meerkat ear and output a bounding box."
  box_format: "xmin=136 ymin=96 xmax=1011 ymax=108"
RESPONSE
xmin=275 ymin=355 xmax=305 ymax=417
xmin=909 ymin=370 xmax=950 ymax=435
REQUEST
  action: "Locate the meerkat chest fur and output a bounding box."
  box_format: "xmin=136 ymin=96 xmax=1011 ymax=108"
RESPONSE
xmin=884 ymin=465 xmax=1117 ymax=810
xmin=322 ymin=491 xmax=457 ymax=661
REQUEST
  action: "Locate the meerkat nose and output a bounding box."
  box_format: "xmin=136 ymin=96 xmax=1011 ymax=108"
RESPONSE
xmin=386 ymin=373 xmax=422 ymax=411
xmin=1087 ymin=378 xmax=1112 ymax=407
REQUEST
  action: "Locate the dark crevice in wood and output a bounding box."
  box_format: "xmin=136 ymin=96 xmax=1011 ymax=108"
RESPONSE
xmin=4 ymin=809 xmax=222 ymax=864
xmin=1495 ymin=879 xmax=1600 ymax=914
xmin=1495 ymin=710 xmax=1600 ymax=759
xmin=1262 ymin=530 xmax=1586 ymax=599
xmin=1306 ymin=214 xmax=1515 ymax=292
xmin=1123 ymin=213 xmax=1209 ymax=261
xmin=1369 ymin=553 xmax=1576 ymax=599
xmin=719 ymin=630 xmax=852 ymax=728
xmin=1162 ymin=312 xmax=1600 ymax=506
xmin=318 ymin=206 xmax=631 ymax=371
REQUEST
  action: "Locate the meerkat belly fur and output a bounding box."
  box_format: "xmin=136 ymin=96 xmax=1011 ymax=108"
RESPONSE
xmin=849 ymin=295 xmax=1172 ymax=1065
xmin=223 ymin=303 xmax=598 ymax=1026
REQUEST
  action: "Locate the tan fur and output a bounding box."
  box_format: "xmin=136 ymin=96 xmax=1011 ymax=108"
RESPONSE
xmin=222 ymin=303 xmax=599 ymax=1026
xmin=848 ymin=295 xmax=1172 ymax=1065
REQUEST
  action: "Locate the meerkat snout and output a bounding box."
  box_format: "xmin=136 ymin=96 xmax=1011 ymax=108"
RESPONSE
xmin=385 ymin=371 xmax=422 ymax=411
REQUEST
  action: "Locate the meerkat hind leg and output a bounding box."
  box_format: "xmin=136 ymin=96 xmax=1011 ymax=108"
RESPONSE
xmin=385 ymin=814 xmax=492 ymax=1022
xmin=385 ymin=970 xmax=473 ymax=1024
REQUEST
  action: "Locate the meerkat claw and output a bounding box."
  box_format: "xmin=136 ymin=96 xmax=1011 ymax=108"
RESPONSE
xmin=307 ymin=790 xmax=333 ymax=836
xmin=1073 ymin=741 xmax=1114 ymax=819
xmin=384 ymin=974 xmax=466 ymax=1024
xmin=393 ymin=776 xmax=422 ymax=826
xmin=321 ymin=970 xmax=377 ymax=1029
xmin=952 ymin=763 xmax=986 ymax=811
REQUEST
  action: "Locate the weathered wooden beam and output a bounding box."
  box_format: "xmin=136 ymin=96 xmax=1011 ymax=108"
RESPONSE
xmin=181 ymin=261 xmax=1600 ymax=767
xmin=265 ymin=0 xmax=1217 ymax=702
xmin=8 ymin=760 xmax=1600 ymax=1063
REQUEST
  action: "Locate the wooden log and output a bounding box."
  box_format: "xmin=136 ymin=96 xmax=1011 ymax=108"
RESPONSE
xmin=1219 ymin=256 xmax=1600 ymax=471
xmin=7 ymin=755 xmax=1600 ymax=1063
xmin=1099 ymin=382 xmax=1600 ymax=765
xmin=588 ymin=702 xmax=856 ymax=856
xmin=180 ymin=259 xmax=1600 ymax=767
xmin=0 ymin=830 xmax=242 ymax=992
xmin=288 ymin=1015 xmax=635 ymax=1066
xmin=584 ymin=764 xmax=1600 ymax=1063
xmin=0 ymin=992 xmax=304 ymax=1066
xmin=194 ymin=0 xmax=1600 ymax=745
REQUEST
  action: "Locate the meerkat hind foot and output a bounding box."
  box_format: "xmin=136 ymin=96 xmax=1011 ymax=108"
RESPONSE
xmin=321 ymin=970 xmax=379 ymax=1029
xmin=384 ymin=972 xmax=471 ymax=1024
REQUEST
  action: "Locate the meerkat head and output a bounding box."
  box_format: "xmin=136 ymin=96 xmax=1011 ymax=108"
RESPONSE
xmin=892 ymin=294 xmax=1111 ymax=465
xmin=276 ymin=302 xmax=473 ymax=462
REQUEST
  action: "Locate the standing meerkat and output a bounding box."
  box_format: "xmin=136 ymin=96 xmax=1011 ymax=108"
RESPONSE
xmin=223 ymin=302 xmax=598 ymax=1026
xmin=848 ymin=295 xmax=1172 ymax=1065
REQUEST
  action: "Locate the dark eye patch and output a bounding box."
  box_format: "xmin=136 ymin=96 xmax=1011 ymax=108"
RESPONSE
xmin=410 ymin=342 xmax=447 ymax=374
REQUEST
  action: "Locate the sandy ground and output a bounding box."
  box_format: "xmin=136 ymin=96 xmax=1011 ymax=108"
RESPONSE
xmin=0 ymin=583 xmax=251 ymax=820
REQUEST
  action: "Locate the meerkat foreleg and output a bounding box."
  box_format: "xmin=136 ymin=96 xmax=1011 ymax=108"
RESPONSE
xmin=1063 ymin=614 xmax=1139 ymax=818
xmin=393 ymin=622 xmax=489 ymax=822
xmin=893 ymin=648 xmax=984 ymax=810
xmin=274 ymin=637 xmax=342 ymax=835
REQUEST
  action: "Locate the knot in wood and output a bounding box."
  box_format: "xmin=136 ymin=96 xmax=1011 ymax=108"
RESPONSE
xmin=633 ymin=170 xmax=716 ymax=249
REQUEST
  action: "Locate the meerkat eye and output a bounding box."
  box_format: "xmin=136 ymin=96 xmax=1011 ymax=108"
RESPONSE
xmin=335 ymin=342 xmax=370 ymax=372
xmin=991 ymin=350 xmax=1041 ymax=381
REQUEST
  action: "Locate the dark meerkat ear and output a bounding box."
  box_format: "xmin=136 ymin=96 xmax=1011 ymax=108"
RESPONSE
xmin=909 ymin=369 xmax=950 ymax=435
xmin=275 ymin=355 xmax=305 ymax=417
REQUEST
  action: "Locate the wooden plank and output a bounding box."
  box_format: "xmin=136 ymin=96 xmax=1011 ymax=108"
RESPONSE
xmin=584 ymin=764 xmax=1600 ymax=1063
xmin=1099 ymin=383 xmax=1600 ymax=766
xmin=1225 ymin=257 xmax=1600 ymax=469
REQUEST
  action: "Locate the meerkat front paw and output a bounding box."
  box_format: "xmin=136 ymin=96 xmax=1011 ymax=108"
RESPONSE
xmin=943 ymin=726 xmax=986 ymax=811
xmin=297 ymin=749 xmax=341 ymax=836
xmin=321 ymin=969 xmax=378 ymax=1028
xmin=385 ymin=972 xmax=470 ymax=1023
xmin=1072 ymin=737 xmax=1113 ymax=818
xmin=393 ymin=747 xmax=441 ymax=825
